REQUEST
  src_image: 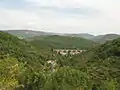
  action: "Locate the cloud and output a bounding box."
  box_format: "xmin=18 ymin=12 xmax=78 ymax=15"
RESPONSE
xmin=0 ymin=0 xmax=120 ymax=35
xmin=25 ymin=0 xmax=100 ymax=17
xmin=40 ymin=6 xmax=99 ymax=16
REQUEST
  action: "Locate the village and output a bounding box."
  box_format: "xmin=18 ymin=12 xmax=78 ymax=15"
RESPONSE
xmin=53 ymin=49 xmax=86 ymax=55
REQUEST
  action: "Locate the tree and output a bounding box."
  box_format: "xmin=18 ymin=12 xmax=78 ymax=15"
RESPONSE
xmin=44 ymin=67 xmax=91 ymax=90
xmin=0 ymin=57 xmax=24 ymax=90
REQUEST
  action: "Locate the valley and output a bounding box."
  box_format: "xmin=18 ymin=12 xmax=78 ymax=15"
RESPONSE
xmin=0 ymin=30 xmax=120 ymax=90
xmin=0 ymin=0 xmax=119 ymax=89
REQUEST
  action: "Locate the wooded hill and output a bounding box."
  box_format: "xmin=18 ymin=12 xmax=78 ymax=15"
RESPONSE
xmin=29 ymin=35 xmax=97 ymax=50
xmin=5 ymin=30 xmax=120 ymax=44
xmin=79 ymin=37 xmax=120 ymax=88
xmin=0 ymin=31 xmax=120 ymax=90
xmin=0 ymin=31 xmax=47 ymax=69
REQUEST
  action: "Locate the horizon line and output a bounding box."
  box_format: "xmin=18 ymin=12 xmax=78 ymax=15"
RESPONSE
xmin=1 ymin=29 xmax=120 ymax=36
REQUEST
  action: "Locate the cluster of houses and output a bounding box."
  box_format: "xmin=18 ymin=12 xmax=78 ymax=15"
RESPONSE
xmin=46 ymin=49 xmax=86 ymax=72
xmin=53 ymin=49 xmax=86 ymax=55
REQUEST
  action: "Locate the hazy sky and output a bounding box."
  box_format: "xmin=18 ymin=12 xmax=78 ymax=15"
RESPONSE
xmin=0 ymin=0 xmax=120 ymax=35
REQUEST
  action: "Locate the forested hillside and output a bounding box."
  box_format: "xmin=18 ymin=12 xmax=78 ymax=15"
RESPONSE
xmin=78 ymin=37 xmax=120 ymax=89
xmin=5 ymin=30 xmax=120 ymax=44
xmin=0 ymin=31 xmax=120 ymax=90
xmin=89 ymin=38 xmax=120 ymax=84
xmin=0 ymin=31 xmax=46 ymax=65
xmin=63 ymin=33 xmax=95 ymax=39
xmin=29 ymin=35 xmax=96 ymax=50
xmin=92 ymin=34 xmax=120 ymax=43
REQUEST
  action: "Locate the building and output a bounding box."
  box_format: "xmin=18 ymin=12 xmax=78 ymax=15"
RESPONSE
xmin=54 ymin=49 xmax=86 ymax=55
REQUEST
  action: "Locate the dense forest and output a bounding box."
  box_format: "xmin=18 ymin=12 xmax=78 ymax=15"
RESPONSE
xmin=0 ymin=31 xmax=120 ymax=90
xmin=28 ymin=35 xmax=96 ymax=50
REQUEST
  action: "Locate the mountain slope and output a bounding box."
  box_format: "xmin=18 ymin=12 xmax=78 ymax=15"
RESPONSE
xmin=4 ymin=30 xmax=56 ymax=38
xmin=5 ymin=30 xmax=120 ymax=44
xmin=80 ymin=37 xmax=120 ymax=85
xmin=29 ymin=35 xmax=97 ymax=49
xmin=64 ymin=33 xmax=95 ymax=39
xmin=93 ymin=37 xmax=120 ymax=59
xmin=92 ymin=34 xmax=120 ymax=43
xmin=5 ymin=30 xmax=95 ymax=40
xmin=0 ymin=31 xmax=46 ymax=68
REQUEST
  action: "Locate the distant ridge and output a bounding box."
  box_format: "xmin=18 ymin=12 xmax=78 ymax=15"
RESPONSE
xmin=63 ymin=33 xmax=95 ymax=39
xmin=3 ymin=30 xmax=120 ymax=43
xmin=92 ymin=34 xmax=120 ymax=43
xmin=4 ymin=30 xmax=57 ymax=38
xmin=3 ymin=30 xmax=95 ymax=39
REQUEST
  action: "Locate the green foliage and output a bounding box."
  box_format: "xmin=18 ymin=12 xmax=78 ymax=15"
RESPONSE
xmin=77 ymin=38 xmax=120 ymax=89
xmin=102 ymin=79 xmax=118 ymax=90
xmin=93 ymin=38 xmax=120 ymax=59
xmin=44 ymin=67 xmax=91 ymax=90
xmin=0 ymin=57 xmax=24 ymax=90
xmin=0 ymin=31 xmax=45 ymax=69
xmin=92 ymin=34 xmax=120 ymax=43
xmin=1 ymin=31 xmax=120 ymax=90
xmin=29 ymin=35 xmax=96 ymax=50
